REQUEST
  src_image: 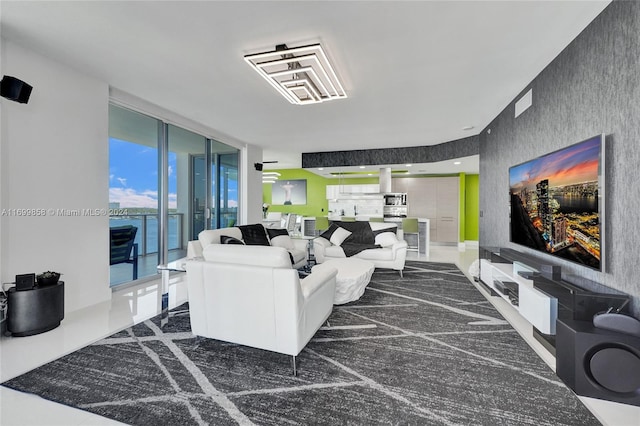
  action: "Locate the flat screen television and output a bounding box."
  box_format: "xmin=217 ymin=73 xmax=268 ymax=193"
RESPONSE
xmin=509 ymin=134 xmax=605 ymax=271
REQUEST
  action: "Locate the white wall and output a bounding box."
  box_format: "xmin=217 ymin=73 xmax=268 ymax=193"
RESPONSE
xmin=0 ymin=39 xmax=111 ymax=312
xmin=242 ymin=145 xmax=264 ymax=226
xmin=1 ymin=41 xmax=266 ymax=314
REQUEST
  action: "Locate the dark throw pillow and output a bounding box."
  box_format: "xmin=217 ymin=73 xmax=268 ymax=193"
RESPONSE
xmin=220 ymin=235 xmax=244 ymax=245
xmin=266 ymin=228 xmax=289 ymax=240
xmin=237 ymin=224 xmax=270 ymax=246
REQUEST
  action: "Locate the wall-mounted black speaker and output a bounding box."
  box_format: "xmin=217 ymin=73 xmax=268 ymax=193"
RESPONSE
xmin=556 ymin=318 xmax=640 ymax=406
xmin=254 ymin=163 xmax=263 ymax=171
xmin=1 ymin=76 xmax=33 ymax=104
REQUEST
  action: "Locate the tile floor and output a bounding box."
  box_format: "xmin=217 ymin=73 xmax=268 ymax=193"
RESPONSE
xmin=1 ymin=246 xmax=638 ymax=425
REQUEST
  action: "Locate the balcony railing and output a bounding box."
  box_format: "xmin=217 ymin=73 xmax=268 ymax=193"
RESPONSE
xmin=109 ymin=213 xmax=184 ymax=256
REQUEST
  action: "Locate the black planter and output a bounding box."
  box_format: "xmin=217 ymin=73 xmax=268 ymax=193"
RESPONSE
xmin=36 ymin=274 xmax=60 ymax=287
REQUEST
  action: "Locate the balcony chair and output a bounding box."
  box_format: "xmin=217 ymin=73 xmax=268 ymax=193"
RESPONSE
xmin=402 ymin=218 xmax=419 ymax=252
xmin=109 ymin=225 xmax=139 ymax=280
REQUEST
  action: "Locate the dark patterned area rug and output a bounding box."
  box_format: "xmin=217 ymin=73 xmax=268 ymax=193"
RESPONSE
xmin=2 ymin=261 xmax=599 ymax=425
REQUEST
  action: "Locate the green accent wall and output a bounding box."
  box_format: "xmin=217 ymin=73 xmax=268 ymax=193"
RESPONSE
xmin=262 ymin=169 xmax=330 ymax=217
xmin=262 ymin=169 xmax=479 ymax=242
xmin=464 ymin=174 xmax=479 ymax=241
xmin=459 ymin=173 xmax=466 ymax=242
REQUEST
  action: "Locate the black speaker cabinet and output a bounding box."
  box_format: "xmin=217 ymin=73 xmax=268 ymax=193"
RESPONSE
xmin=7 ymin=281 xmax=64 ymax=336
xmin=556 ymin=318 xmax=640 ymax=406
xmin=0 ymin=76 xmax=33 ymax=104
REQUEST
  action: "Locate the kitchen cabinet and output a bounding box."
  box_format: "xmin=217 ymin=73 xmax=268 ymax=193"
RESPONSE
xmin=393 ymin=176 xmax=459 ymax=244
xmin=435 ymin=177 xmax=459 ymax=242
xmin=326 ymin=184 xmax=380 ymax=199
xmin=326 ymin=185 xmax=340 ymax=199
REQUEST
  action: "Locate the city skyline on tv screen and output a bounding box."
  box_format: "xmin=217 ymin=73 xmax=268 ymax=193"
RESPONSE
xmin=509 ymin=135 xmax=603 ymax=270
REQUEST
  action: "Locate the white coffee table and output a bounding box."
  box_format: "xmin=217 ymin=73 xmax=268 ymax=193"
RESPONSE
xmin=313 ymin=258 xmax=375 ymax=305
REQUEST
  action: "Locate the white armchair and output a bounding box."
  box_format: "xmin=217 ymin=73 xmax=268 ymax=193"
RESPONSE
xmin=185 ymin=244 xmax=337 ymax=374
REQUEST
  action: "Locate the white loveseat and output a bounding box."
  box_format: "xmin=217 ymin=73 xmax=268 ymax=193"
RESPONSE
xmin=313 ymin=221 xmax=408 ymax=277
xmin=186 ymin=241 xmax=337 ymax=375
xmin=187 ymin=224 xmax=309 ymax=269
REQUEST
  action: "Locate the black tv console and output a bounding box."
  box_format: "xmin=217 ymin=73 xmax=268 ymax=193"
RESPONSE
xmin=530 ymin=274 xmax=629 ymax=353
xmin=479 ymin=247 xmax=630 ymax=355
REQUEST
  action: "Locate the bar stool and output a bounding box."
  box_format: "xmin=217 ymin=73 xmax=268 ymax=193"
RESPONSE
xmin=402 ymin=218 xmax=419 ymax=252
xmin=315 ymin=216 xmax=329 ymax=235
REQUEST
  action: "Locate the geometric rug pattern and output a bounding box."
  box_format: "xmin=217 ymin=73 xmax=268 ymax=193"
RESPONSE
xmin=3 ymin=261 xmax=600 ymax=425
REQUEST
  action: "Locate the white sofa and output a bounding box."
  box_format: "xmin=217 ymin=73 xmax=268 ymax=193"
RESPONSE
xmin=187 ymin=225 xmax=309 ymax=269
xmin=313 ymin=221 xmax=408 ymax=277
xmin=186 ymin=243 xmax=337 ymax=375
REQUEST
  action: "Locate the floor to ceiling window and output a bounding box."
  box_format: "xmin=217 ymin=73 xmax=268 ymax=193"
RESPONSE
xmin=167 ymin=124 xmax=205 ymax=254
xmin=213 ymin=146 xmax=239 ymax=229
xmin=109 ymin=104 xmax=239 ymax=287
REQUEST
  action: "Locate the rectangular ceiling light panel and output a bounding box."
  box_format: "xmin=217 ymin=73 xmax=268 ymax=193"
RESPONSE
xmin=245 ymin=44 xmax=347 ymax=105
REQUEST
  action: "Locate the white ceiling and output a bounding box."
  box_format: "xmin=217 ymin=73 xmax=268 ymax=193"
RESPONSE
xmin=1 ymin=1 xmax=610 ymax=175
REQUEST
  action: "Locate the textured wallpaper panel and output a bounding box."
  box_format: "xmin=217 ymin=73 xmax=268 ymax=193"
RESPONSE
xmin=479 ymin=1 xmax=640 ymax=316
xmin=302 ymin=135 xmax=478 ymax=168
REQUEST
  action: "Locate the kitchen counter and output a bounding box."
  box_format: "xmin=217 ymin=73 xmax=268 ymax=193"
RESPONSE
xmin=328 ymin=215 xmax=384 ymax=221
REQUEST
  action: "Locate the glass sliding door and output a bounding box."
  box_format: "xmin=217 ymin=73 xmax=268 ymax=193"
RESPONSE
xmin=109 ymin=103 xmax=240 ymax=287
xmin=192 ymin=144 xmax=239 ymax=232
xmin=217 ymin=152 xmax=238 ymax=228
xmin=191 ymin=155 xmax=207 ymax=238
xmin=167 ymin=124 xmax=207 ymax=246
xmin=108 ymin=104 xmax=160 ymax=286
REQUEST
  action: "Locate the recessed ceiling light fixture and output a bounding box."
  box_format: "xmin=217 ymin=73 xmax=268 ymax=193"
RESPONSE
xmin=454 ymin=161 xmax=462 ymax=165
xmin=262 ymin=171 xmax=280 ymax=184
xmin=244 ymin=43 xmax=347 ymax=105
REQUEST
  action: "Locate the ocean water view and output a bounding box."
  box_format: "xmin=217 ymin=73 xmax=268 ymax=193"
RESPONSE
xmin=110 ymin=215 xmax=181 ymax=254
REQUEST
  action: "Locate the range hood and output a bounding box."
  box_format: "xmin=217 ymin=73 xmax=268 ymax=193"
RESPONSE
xmin=379 ymin=167 xmax=392 ymax=193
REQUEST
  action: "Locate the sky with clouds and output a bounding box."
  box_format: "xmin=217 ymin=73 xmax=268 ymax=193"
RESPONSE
xmin=509 ymin=136 xmax=601 ymax=191
xmin=109 ymin=138 xmax=237 ymax=209
xmin=109 ymin=138 xmax=177 ymax=209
